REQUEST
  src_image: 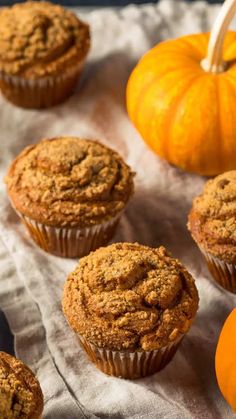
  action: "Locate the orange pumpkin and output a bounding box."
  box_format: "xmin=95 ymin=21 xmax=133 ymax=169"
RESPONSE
xmin=215 ymin=308 xmax=236 ymax=411
xmin=126 ymin=0 xmax=236 ymax=176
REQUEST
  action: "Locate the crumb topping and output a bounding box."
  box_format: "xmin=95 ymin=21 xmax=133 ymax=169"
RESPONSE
xmin=0 ymin=352 xmax=43 ymax=419
xmin=188 ymin=171 xmax=236 ymax=262
xmin=0 ymin=1 xmax=90 ymax=78
xmin=62 ymin=243 xmax=199 ymax=351
xmin=5 ymin=137 xmax=134 ymax=227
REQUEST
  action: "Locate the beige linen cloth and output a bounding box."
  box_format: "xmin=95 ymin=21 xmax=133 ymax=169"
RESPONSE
xmin=0 ymin=0 xmax=236 ymax=417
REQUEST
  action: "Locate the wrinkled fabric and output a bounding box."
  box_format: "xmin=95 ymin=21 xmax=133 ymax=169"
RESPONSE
xmin=0 ymin=1 xmax=235 ymax=417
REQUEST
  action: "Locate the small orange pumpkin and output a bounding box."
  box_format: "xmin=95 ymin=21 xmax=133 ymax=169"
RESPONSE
xmin=126 ymin=0 xmax=236 ymax=176
xmin=215 ymin=308 xmax=236 ymax=411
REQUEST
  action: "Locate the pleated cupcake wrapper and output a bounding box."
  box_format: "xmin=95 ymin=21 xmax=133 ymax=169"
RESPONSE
xmin=14 ymin=210 xmax=121 ymax=258
xmin=0 ymin=59 xmax=85 ymax=108
xmin=0 ymin=61 xmax=83 ymax=86
xmin=200 ymin=247 xmax=236 ymax=294
xmin=78 ymin=335 xmax=183 ymax=379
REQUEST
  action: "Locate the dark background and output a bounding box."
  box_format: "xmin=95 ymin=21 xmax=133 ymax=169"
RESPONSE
xmin=0 ymin=0 xmax=223 ymax=5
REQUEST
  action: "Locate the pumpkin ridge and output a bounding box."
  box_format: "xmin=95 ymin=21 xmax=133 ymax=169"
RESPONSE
xmin=160 ymin=74 xmax=205 ymax=162
xmin=221 ymin=31 xmax=236 ymax=59
xmin=148 ymin=35 xmax=207 ymax=59
xmin=177 ymin=35 xmax=209 ymax=61
xmin=129 ymin=66 xmax=194 ymax=127
xmin=134 ymin=68 xmax=202 ymax=141
xmin=143 ymin=72 xmax=202 ymax=152
xmin=223 ymin=73 xmax=236 ymax=107
xmin=224 ymin=72 xmax=236 ymax=82
xmin=215 ymin=76 xmax=224 ymax=173
xmin=139 ymin=49 xmax=202 ymax=62
xmin=219 ymin=75 xmax=236 ymax=170
xmin=215 ymin=308 xmax=236 ymax=412
xmin=138 ymin=52 xmax=202 ymax=71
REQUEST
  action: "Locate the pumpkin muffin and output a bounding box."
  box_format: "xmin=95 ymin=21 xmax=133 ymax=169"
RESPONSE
xmin=62 ymin=242 xmax=199 ymax=378
xmin=188 ymin=171 xmax=236 ymax=293
xmin=0 ymin=1 xmax=90 ymax=108
xmin=5 ymin=137 xmax=134 ymax=258
xmin=0 ymin=351 xmax=43 ymax=418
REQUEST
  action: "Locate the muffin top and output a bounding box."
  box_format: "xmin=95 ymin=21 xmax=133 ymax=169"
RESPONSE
xmin=0 ymin=1 xmax=90 ymax=78
xmin=188 ymin=171 xmax=236 ymax=262
xmin=5 ymin=137 xmax=134 ymax=227
xmin=0 ymin=352 xmax=43 ymax=418
xmin=62 ymin=243 xmax=199 ymax=351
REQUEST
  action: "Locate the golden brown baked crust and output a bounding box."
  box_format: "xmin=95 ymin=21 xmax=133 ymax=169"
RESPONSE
xmin=188 ymin=171 xmax=236 ymax=263
xmin=62 ymin=243 xmax=199 ymax=351
xmin=5 ymin=137 xmax=134 ymax=228
xmin=0 ymin=1 xmax=90 ymax=78
xmin=0 ymin=352 xmax=43 ymax=418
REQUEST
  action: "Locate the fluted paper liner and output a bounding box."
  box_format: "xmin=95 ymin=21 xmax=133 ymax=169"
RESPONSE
xmin=201 ymin=248 xmax=236 ymax=294
xmin=0 ymin=60 xmax=84 ymax=109
xmin=15 ymin=211 xmax=121 ymax=258
xmin=78 ymin=335 xmax=183 ymax=379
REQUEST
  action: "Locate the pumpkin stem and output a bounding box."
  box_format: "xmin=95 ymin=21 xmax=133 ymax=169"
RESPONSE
xmin=201 ymin=0 xmax=236 ymax=73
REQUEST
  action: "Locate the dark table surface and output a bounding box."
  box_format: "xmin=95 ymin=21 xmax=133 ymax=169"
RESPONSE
xmin=0 ymin=310 xmax=14 ymax=354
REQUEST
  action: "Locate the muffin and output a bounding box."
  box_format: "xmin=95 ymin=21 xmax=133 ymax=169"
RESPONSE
xmin=188 ymin=171 xmax=236 ymax=293
xmin=62 ymin=242 xmax=199 ymax=379
xmin=5 ymin=137 xmax=134 ymax=258
xmin=0 ymin=1 xmax=90 ymax=108
xmin=0 ymin=351 xmax=43 ymax=418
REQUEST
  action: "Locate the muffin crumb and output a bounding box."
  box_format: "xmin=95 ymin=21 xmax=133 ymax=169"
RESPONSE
xmin=0 ymin=1 xmax=90 ymax=78
xmin=5 ymin=137 xmax=134 ymax=228
xmin=188 ymin=171 xmax=236 ymax=262
xmin=62 ymin=242 xmax=199 ymax=351
xmin=0 ymin=352 xmax=43 ymax=418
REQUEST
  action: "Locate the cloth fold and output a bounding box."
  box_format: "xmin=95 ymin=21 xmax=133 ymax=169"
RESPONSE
xmin=0 ymin=1 xmax=235 ymax=417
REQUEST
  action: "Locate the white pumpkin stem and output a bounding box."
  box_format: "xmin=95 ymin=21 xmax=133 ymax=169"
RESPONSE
xmin=202 ymin=0 xmax=236 ymax=73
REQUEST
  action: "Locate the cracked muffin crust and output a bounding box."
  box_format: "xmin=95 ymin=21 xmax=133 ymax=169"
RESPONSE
xmin=0 ymin=1 xmax=90 ymax=78
xmin=62 ymin=243 xmax=199 ymax=351
xmin=5 ymin=137 xmax=134 ymax=258
xmin=0 ymin=352 xmax=43 ymax=419
xmin=5 ymin=137 xmax=134 ymax=228
xmin=0 ymin=1 xmax=90 ymax=108
xmin=188 ymin=171 xmax=236 ymax=263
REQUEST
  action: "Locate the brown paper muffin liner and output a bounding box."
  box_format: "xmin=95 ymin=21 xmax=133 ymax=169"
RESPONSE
xmin=0 ymin=60 xmax=85 ymax=109
xmin=201 ymin=248 xmax=236 ymax=294
xmin=78 ymin=335 xmax=183 ymax=379
xmin=15 ymin=211 xmax=121 ymax=258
